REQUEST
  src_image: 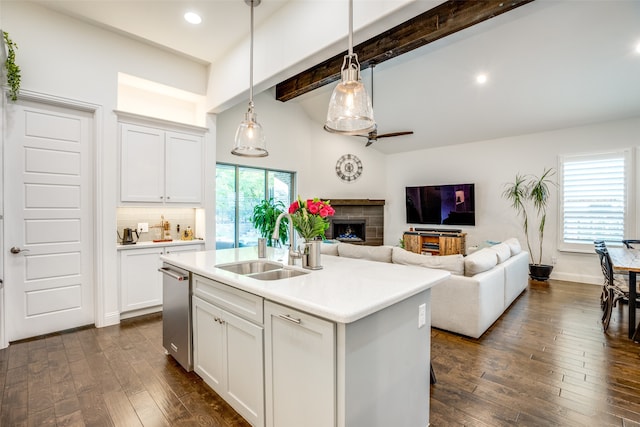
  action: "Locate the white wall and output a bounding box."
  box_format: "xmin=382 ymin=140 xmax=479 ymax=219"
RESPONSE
xmin=216 ymin=90 xmax=388 ymax=200
xmin=386 ymin=116 xmax=640 ymax=285
xmin=1 ymin=1 xmax=209 ymax=327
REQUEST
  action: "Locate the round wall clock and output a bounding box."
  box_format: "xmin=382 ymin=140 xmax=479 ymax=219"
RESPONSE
xmin=335 ymin=154 xmax=363 ymax=182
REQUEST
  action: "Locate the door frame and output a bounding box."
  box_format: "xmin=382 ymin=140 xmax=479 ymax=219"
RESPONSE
xmin=0 ymin=89 xmax=104 ymax=348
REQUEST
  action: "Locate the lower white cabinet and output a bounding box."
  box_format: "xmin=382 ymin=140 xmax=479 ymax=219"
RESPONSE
xmin=119 ymin=243 xmax=203 ymax=314
xmin=193 ymin=278 xmax=264 ymax=427
xmin=264 ymin=301 xmax=336 ymax=427
xmin=120 ymin=247 xmax=164 ymax=312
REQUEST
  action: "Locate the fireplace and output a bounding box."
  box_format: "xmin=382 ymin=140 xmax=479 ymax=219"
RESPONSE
xmin=330 ymin=218 xmax=366 ymax=243
xmin=324 ymin=199 xmax=385 ymax=246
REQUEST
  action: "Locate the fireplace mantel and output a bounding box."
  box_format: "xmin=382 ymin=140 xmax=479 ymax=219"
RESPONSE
xmin=325 ymin=199 xmax=385 ymax=206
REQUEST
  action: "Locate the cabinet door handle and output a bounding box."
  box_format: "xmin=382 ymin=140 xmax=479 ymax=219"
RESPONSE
xmin=278 ymin=314 xmax=301 ymax=324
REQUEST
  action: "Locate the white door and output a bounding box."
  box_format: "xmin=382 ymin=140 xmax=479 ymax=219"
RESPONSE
xmin=4 ymin=99 xmax=94 ymax=341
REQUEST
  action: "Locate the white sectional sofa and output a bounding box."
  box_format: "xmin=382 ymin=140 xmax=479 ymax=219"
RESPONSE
xmin=321 ymin=239 xmax=529 ymax=338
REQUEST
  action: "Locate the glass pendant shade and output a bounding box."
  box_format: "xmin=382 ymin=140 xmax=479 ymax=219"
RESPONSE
xmin=324 ymin=58 xmax=375 ymax=135
xmin=232 ymin=107 xmax=267 ymax=157
xmin=324 ymin=0 xmax=375 ymax=135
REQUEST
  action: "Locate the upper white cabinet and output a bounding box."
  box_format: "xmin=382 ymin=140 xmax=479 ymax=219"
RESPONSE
xmin=118 ymin=112 xmax=206 ymax=206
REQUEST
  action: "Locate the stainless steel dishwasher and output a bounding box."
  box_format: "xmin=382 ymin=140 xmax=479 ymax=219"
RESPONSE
xmin=159 ymin=263 xmax=193 ymax=371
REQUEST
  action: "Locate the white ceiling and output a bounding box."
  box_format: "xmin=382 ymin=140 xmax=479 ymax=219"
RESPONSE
xmin=32 ymin=0 xmax=640 ymax=154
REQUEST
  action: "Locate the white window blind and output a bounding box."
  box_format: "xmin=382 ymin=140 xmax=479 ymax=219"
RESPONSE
xmin=561 ymin=152 xmax=627 ymax=247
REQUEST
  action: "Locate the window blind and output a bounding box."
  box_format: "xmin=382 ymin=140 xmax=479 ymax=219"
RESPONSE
xmin=562 ymin=155 xmax=625 ymax=245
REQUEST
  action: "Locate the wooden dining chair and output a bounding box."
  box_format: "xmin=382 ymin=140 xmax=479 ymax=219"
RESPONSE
xmin=595 ymin=247 xmax=616 ymax=330
xmin=596 ymin=246 xmax=640 ymax=331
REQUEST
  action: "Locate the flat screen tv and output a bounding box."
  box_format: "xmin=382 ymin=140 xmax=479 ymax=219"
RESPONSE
xmin=405 ymin=183 xmax=475 ymax=226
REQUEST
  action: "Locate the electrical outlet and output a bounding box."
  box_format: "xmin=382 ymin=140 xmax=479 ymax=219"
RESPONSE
xmin=418 ymin=303 xmax=426 ymax=328
xmin=137 ymin=222 xmax=149 ymax=233
xmin=551 ymin=256 xmax=557 ymax=265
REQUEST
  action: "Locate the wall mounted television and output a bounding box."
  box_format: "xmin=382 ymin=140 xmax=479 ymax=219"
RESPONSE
xmin=405 ymin=184 xmax=475 ymax=226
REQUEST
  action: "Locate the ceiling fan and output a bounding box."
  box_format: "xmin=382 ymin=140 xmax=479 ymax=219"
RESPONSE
xmin=355 ymin=64 xmax=414 ymax=147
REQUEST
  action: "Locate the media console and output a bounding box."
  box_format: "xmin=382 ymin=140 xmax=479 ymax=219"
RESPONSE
xmin=403 ymin=230 xmax=466 ymax=256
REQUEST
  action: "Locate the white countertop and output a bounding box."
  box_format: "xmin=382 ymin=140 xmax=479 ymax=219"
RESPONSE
xmin=117 ymin=239 xmax=205 ymax=250
xmin=161 ymin=247 xmax=450 ymax=324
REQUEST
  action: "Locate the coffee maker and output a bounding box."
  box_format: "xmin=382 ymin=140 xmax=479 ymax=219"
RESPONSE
xmin=118 ymin=228 xmax=139 ymax=245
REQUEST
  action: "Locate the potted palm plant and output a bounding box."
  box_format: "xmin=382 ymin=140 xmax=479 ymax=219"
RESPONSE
xmin=250 ymin=198 xmax=288 ymax=247
xmin=502 ymin=168 xmax=556 ymax=281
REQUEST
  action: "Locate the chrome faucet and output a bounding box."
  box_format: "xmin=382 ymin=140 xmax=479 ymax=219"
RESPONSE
xmin=273 ymin=212 xmax=301 ymax=265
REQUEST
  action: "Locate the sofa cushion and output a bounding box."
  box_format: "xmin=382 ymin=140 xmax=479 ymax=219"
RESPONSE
xmin=488 ymin=242 xmax=511 ymax=263
xmin=464 ymin=248 xmax=498 ymax=276
xmin=503 ymin=238 xmax=522 ymax=256
xmin=338 ymin=243 xmax=392 ymax=263
xmin=392 ymin=247 xmax=464 ymax=275
xmin=320 ymin=240 xmax=339 ymax=256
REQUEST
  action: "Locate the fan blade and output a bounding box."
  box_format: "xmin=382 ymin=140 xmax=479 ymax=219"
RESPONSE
xmin=375 ymin=131 xmax=414 ymax=139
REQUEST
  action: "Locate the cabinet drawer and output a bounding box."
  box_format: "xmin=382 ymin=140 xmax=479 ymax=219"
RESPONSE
xmin=193 ymin=274 xmax=263 ymax=325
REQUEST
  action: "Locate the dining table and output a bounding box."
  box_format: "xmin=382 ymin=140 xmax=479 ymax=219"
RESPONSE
xmin=608 ymin=247 xmax=640 ymax=340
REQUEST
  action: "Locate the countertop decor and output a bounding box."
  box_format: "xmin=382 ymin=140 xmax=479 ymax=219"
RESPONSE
xmin=288 ymin=197 xmax=335 ymax=240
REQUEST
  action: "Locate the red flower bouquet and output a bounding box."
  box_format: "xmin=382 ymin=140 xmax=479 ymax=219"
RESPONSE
xmin=288 ymin=197 xmax=335 ymax=240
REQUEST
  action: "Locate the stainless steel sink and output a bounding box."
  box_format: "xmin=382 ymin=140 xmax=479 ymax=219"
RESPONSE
xmin=249 ymin=268 xmax=309 ymax=281
xmin=215 ymin=260 xmax=283 ymax=275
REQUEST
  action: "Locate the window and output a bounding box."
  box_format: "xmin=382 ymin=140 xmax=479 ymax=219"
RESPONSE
xmin=559 ymin=150 xmax=632 ymax=252
xmin=215 ymin=163 xmax=295 ymax=249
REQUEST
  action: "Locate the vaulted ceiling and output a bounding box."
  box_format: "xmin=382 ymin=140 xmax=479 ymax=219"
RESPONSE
xmin=32 ymin=0 xmax=640 ymax=154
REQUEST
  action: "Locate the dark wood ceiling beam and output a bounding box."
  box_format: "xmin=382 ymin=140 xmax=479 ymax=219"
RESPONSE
xmin=275 ymin=0 xmax=534 ymax=102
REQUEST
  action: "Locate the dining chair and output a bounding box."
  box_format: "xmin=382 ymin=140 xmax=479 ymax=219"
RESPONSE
xmin=622 ymin=239 xmax=640 ymax=249
xmin=595 ymin=247 xmax=616 ymax=330
xmin=596 ymin=246 xmax=640 ymax=332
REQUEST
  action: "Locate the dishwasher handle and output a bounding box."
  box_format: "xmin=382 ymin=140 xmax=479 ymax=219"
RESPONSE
xmin=159 ymin=267 xmax=188 ymax=281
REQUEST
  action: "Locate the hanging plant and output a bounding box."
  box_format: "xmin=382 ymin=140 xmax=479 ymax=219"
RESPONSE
xmin=3 ymin=31 xmax=21 ymax=101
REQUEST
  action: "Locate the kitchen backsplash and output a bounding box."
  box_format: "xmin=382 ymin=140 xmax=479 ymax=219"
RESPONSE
xmin=117 ymin=207 xmax=198 ymax=243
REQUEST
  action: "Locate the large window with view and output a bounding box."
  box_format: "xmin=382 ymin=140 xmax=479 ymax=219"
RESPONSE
xmin=215 ymin=163 xmax=295 ymax=249
xmin=559 ymin=150 xmax=632 ymax=252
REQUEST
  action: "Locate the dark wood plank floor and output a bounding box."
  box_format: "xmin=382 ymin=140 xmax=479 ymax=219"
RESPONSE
xmin=431 ymin=279 xmax=640 ymax=426
xmin=1 ymin=279 xmax=639 ymax=426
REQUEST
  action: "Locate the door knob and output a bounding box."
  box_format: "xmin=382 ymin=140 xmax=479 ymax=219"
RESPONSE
xmin=10 ymin=246 xmax=30 ymax=254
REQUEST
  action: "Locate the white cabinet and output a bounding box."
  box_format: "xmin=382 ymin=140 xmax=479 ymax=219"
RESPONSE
xmin=193 ymin=275 xmax=264 ymax=427
xmin=119 ymin=243 xmax=204 ymax=314
xmin=264 ymin=301 xmax=335 ymax=427
xmin=119 ymin=246 xmax=164 ymax=312
xmin=118 ymin=114 xmax=205 ymax=205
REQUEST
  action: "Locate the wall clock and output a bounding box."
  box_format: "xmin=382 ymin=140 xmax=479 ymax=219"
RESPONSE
xmin=335 ymin=154 xmax=363 ymax=182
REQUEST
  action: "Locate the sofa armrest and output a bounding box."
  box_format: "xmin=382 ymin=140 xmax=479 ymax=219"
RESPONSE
xmin=431 ymin=267 xmax=505 ymax=338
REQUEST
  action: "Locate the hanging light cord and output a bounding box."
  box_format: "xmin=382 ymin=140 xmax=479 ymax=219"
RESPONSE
xmin=348 ymin=0 xmax=353 ymax=57
xmin=248 ymin=0 xmax=255 ymax=112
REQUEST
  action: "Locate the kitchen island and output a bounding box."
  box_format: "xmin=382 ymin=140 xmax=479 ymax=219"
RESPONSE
xmin=161 ymin=247 xmax=449 ymax=427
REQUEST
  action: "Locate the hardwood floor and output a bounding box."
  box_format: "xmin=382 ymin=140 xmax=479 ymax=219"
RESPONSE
xmin=431 ymin=279 xmax=640 ymax=426
xmin=0 ymin=279 xmax=638 ymax=426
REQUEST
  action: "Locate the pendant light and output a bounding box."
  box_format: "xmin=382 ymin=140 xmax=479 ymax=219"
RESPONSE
xmin=232 ymin=0 xmax=268 ymax=157
xmin=324 ymin=0 xmax=376 ymax=135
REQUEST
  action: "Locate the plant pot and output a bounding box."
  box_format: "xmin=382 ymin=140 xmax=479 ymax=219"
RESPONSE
xmin=529 ymin=264 xmax=553 ymax=281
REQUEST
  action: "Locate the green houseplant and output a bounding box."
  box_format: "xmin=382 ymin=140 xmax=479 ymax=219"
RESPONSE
xmin=250 ymin=198 xmax=288 ymax=247
xmin=2 ymin=31 xmax=21 ymax=101
xmin=502 ymin=167 xmax=556 ymax=280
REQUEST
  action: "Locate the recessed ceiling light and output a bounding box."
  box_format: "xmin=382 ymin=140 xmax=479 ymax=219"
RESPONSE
xmin=184 ymin=12 xmax=202 ymax=25
xmin=476 ymin=73 xmax=488 ymax=85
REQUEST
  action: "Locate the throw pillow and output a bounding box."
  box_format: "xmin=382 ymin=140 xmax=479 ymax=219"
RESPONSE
xmin=488 ymin=242 xmax=511 ymax=263
xmin=464 ymin=247 xmax=498 ymax=277
xmin=338 ymin=242 xmax=393 ymax=263
xmin=503 ymin=238 xmax=522 ymax=255
xmin=392 ymin=247 xmax=464 ymax=275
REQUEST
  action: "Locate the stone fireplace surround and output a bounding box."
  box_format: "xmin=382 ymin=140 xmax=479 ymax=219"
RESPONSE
xmin=325 ymin=199 xmax=385 ymax=246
